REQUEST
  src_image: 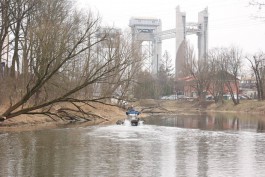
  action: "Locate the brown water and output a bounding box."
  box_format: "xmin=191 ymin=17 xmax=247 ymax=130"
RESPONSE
xmin=0 ymin=113 xmax=265 ymax=177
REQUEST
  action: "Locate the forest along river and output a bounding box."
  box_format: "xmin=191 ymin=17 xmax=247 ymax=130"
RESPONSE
xmin=0 ymin=113 xmax=265 ymax=177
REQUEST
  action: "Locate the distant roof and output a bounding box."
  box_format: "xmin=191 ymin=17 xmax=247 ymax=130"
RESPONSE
xmin=131 ymin=17 xmax=159 ymax=20
xmin=241 ymin=77 xmax=256 ymax=81
xmin=176 ymin=76 xmax=194 ymax=81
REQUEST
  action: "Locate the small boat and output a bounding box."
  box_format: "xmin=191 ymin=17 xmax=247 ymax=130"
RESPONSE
xmin=116 ymin=106 xmax=142 ymax=126
xmin=126 ymin=113 xmax=140 ymax=126
xmin=126 ymin=108 xmax=140 ymax=126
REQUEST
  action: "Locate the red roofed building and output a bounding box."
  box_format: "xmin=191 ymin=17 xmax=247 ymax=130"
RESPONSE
xmin=176 ymin=72 xmax=240 ymax=98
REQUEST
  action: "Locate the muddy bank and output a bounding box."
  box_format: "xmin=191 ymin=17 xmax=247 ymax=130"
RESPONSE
xmin=135 ymin=99 xmax=265 ymax=116
xmin=1 ymin=99 xmax=265 ymax=131
xmin=0 ymin=102 xmax=128 ymax=132
xmin=0 ymin=101 xmax=150 ymax=132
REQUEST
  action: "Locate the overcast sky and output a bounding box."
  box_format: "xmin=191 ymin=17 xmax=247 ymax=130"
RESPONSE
xmin=77 ymin=0 xmax=265 ymax=58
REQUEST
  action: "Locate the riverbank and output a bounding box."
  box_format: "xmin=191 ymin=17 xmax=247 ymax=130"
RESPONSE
xmin=1 ymin=99 xmax=265 ymax=131
xmin=0 ymin=102 xmax=128 ymax=132
xmin=135 ymin=99 xmax=265 ymax=116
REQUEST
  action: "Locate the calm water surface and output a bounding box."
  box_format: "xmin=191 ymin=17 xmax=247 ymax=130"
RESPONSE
xmin=0 ymin=113 xmax=265 ymax=177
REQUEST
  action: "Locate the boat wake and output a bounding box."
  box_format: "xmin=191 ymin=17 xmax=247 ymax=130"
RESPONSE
xmin=123 ymin=119 xmax=144 ymax=126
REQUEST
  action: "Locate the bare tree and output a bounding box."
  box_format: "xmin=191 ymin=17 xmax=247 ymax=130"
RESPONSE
xmin=156 ymin=50 xmax=175 ymax=97
xmin=189 ymin=58 xmax=212 ymax=100
xmin=246 ymin=52 xmax=265 ymax=100
xmin=182 ymin=40 xmax=196 ymax=77
xmin=0 ymin=0 xmax=141 ymax=121
xmin=0 ymin=0 xmax=11 ymax=76
xmin=134 ymin=70 xmax=157 ymax=99
xmin=162 ymin=50 xmax=174 ymax=77
xmin=94 ymin=28 xmax=141 ymax=103
xmin=183 ymin=42 xmax=212 ymax=100
xmin=249 ymin=0 xmax=265 ymax=7
xmin=175 ymin=41 xmax=196 ymax=95
xmin=207 ymin=47 xmax=242 ymax=105
xmin=207 ymin=48 xmax=222 ymax=102
xmin=249 ymin=0 xmax=265 ymax=21
xmin=224 ymin=47 xmax=242 ymax=105
xmin=133 ymin=50 xmax=175 ymax=99
xmin=9 ymin=0 xmax=38 ymax=78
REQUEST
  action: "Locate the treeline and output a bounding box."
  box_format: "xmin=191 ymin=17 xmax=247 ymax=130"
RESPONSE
xmin=0 ymin=0 xmax=142 ymax=120
xmin=182 ymin=44 xmax=243 ymax=105
xmin=183 ymin=43 xmax=265 ymax=105
xmin=133 ymin=41 xmax=265 ymax=106
xmin=133 ymin=50 xmax=175 ymax=99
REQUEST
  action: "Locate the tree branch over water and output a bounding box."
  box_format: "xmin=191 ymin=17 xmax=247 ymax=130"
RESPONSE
xmin=0 ymin=0 xmax=141 ymax=121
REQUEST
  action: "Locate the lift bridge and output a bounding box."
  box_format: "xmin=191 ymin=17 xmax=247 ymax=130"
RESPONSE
xmin=129 ymin=6 xmax=208 ymax=76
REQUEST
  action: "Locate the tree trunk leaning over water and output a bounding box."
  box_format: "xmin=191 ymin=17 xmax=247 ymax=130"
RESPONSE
xmin=0 ymin=0 xmax=141 ymax=121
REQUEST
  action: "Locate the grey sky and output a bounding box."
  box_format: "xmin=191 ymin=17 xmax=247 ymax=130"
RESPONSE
xmin=77 ymin=0 xmax=265 ymax=58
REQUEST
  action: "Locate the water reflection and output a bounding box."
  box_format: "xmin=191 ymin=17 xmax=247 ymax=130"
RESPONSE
xmin=0 ymin=113 xmax=265 ymax=177
xmin=144 ymin=113 xmax=265 ymax=133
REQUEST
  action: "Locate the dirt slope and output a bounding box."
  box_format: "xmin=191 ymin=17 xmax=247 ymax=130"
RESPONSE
xmin=1 ymin=99 xmax=265 ymax=131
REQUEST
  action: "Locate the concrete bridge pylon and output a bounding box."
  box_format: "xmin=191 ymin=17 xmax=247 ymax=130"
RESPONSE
xmin=129 ymin=6 xmax=208 ymax=76
xmin=129 ymin=17 xmax=162 ymax=74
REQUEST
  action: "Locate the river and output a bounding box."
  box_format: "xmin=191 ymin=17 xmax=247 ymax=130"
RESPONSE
xmin=0 ymin=113 xmax=265 ymax=177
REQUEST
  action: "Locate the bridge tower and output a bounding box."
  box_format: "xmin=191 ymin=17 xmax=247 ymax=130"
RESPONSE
xmin=129 ymin=17 xmax=162 ymax=74
xmin=129 ymin=6 xmax=208 ymax=76
xmin=175 ymin=6 xmax=208 ymax=77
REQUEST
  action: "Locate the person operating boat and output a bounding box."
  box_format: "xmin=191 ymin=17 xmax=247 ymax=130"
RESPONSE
xmin=126 ymin=105 xmax=140 ymax=115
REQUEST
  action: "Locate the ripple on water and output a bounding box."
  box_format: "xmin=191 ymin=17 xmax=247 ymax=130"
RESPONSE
xmin=1 ymin=118 xmax=265 ymax=177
